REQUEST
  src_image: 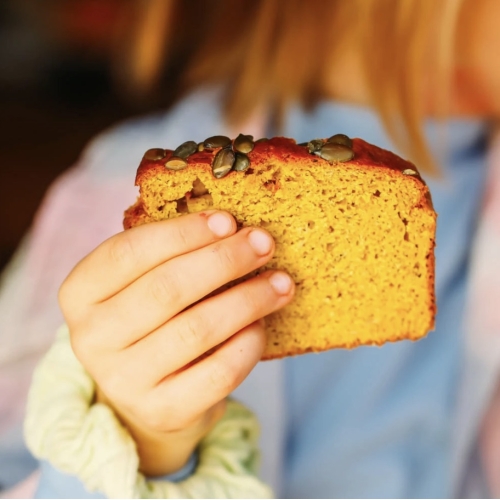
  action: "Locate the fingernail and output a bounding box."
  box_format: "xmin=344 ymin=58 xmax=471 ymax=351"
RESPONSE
xmin=207 ymin=212 xmax=233 ymax=237
xmin=268 ymin=272 xmax=293 ymax=295
xmin=248 ymin=230 xmax=273 ymax=256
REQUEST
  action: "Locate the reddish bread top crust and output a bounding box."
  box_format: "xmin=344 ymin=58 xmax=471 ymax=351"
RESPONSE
xmin=135 ymin=137 xmax=427 ymax=190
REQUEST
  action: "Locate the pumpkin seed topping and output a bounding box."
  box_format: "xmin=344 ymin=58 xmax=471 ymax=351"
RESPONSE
xmin=233 ymin=152 xmax=250 ymax=172
xmin=402 ymin=169 xmax=418 ymax=176
xmin=233 ymin=133 xmax=254 ymax=154
xmin=165 ymin=156 xmax=188 ymax=170
xmin=212 ymin=147 xmax=235 ymax=178
xmin=317 ymin=142 xmax=354 ymax=163
xmin=204 ymin=135 xmax=231 ymax=148
xmin=173 ymin=141 xmax=198 ymax=159
xmin=327 ymin=134 xmax=353 ymax=148
xmin=144 ymin=148 xmax=166 ymax=161
xmin=307 ymin=139 xmax=324 ymax=154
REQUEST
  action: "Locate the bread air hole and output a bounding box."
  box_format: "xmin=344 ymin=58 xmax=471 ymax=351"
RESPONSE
xmin=396 ymin=211 xmax=410 ymax=241
xmin=175 ymin=178 xmax=213 ymax=214
xmin=176 ymin=198 xmax=189 ymax=214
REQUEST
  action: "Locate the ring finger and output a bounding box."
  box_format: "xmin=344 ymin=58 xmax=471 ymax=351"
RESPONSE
xmin=122 ymin=270 xmax=294 ymax=387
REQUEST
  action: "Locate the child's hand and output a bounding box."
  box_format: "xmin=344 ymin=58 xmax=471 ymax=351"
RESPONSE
xmin=58 ymin=210 xmax=294 ymax=476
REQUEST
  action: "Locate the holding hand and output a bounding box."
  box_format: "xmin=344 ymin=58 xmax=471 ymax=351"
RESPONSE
xmin=58 ymin=210 xmax=295 ymax=476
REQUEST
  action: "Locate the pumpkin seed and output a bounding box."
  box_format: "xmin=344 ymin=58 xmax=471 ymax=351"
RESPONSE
xmin=307 ymin=139 xmax=324 ymax=154
xmin=197 ymin=142 xmax=205 ymax=152
xmin=204 ymin=135 xmax=231 ymax=148
xmin=233 ymin=152 xmax=250 ymax=171
xmin=173 ymin=140 xmax=197 ymax=159
xmin=144 ymin=148 xmax=166 ymax=161
xmin=317 ymin=143 xmax=354 ymax=162
xmin=233 ymin=133 xmax=254 ymax=154
xmin=327 ymin=134 xmax=353 ymax=148
xmin=402 ymin=169 xmax=418 ymax=176
xmin=212 ymin=148 xmax=235 ymax=178
xmin=255 ymin=138 xmax=269 ymax=143
xmin=165 ymin=156 xmax=188 ymax=170
xmin=297 ymin=142 xmax=308 ymax=147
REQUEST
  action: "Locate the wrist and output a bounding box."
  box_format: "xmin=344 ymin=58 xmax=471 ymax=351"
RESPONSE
xmin=95 ymin=386 xmax=225 ymax=476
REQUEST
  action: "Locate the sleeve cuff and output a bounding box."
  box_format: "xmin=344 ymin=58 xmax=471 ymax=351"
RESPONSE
xmin=153 ymin=451 xmax=198 ymax=483
xmin=25 ymin=325 xmax=273 ymax=498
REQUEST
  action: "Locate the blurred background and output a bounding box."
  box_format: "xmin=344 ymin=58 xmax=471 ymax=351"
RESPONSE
xmin=0 ymin=0 xmax=162 ymax=272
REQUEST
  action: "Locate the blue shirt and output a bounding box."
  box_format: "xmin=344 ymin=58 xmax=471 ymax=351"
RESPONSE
xmin=36 ymin=455 xmax=198 ymax=499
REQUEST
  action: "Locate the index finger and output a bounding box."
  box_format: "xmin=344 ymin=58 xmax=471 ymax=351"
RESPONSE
xmin=60 ymin=210 xmax=236 ymax=310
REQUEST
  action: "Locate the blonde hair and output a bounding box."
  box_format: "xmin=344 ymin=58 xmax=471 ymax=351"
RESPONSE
xmin=116 ymin=0 xmax=464 ymax=173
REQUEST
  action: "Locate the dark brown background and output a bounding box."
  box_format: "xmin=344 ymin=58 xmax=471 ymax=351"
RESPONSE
xmin=0 ymin=0 xmax=148 ymax=271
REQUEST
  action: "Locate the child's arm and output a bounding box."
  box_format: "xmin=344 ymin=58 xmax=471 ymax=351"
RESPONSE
xmin=26 ymin=209 xmax=294 ymax=495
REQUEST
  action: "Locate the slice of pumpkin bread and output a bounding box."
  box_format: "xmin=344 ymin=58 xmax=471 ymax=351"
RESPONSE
xmin=124 ymin=135 xmax=436 ymax=360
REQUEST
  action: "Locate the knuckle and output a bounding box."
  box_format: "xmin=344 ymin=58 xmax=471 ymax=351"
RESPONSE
xmin=170 ymin=412 xmax=202 ymax=432
xmin=149 ymin=269 xmax=181 ymax=306
xmin=174 ymin=221 xmax=192 ymax=249
xmin=214 ymin=243 xmax=238 ymax=273
xmin=69 ymin=334 xmax=104 ymax=375
xmin=209 ymin=359 xmax=238 ymax=394
xmin=58 ymin=275 xmax=81 ymax=318
xmin=107 ymin=233 xmax=139 ymax=268
xmin=239 ymin=283 xmax=262 ymax=315
xmin=140 ymin=404 xmax=170 ymax=433
xmin=69 ymin=328 xmax=87 ymax=362
xmin=58 ymin=277 xmax=93 ymax=326
xmin=99 ymin=371 xmax=126 ymax=402
xmin=176 ymin=314 xmax=210 ymax=348
xmin=68 ymin=312 xmax=107 ymax=364
xmin=142 ymin=414 xmax=162 ymax=432
xmin=57 ymin=278 xmax=71 ymax=312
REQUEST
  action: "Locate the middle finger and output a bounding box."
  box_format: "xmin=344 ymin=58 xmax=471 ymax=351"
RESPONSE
xmin=94 ymin=227 xmax=275 ymax=348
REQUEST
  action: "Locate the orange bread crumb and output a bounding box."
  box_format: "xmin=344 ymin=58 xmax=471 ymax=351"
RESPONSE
xmin=124 ymin=137 xmax=436 ymax=360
